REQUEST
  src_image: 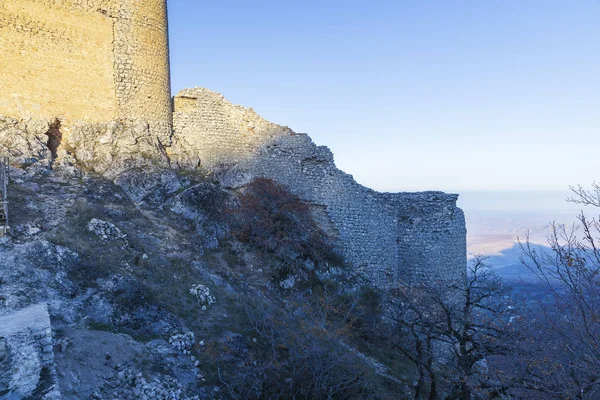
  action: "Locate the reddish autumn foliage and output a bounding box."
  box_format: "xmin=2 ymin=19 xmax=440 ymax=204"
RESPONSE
xmin=229 ymin=178 xmax=340 ymax=269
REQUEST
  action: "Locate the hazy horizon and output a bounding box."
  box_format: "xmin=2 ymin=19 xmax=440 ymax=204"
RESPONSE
xmin=459 ymin=189 xmax=588 ymax=255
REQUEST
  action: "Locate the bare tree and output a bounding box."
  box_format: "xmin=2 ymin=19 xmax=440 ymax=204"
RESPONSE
xmin=520 ymin=183 xmax=600 ymax=398
xmin=389 ymin=285 xmax=439 ymax=400
xmin=211 ymin=293 xmax=375 ymax=400
xmin=390 ymin=257 xmax=523 ymax=399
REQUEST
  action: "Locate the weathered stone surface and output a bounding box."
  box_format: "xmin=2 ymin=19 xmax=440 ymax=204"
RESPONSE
xmin=170 ymin=88 xmax=294 ymax=171
xmin=0 ymin=157 xmax=430 ymax=398
xmin=87 ymin=219 xmax=128 ymax=243
xmin=0 ymin=303 xmax=60 ymax=399
xmin=378 ymin=192 xmax=467 ymax=285
xmin=0 ymin=170 xmax=217 ymax=399
xmin=114 ymin=168 xmax=186 ymax=207
xmin=0 ymin=85 xmax=467 ymax=289
xmin=0 ymin=119 xmax=170 ymax=178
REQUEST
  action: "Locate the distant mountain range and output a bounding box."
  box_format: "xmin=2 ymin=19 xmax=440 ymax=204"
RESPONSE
xmin=465 ymin=208 xmax=578 ymax=256
xmin=480 ymin=242 xmax=550 ymax=283
xmin=459 ymin=190 xmax=587 ymax=284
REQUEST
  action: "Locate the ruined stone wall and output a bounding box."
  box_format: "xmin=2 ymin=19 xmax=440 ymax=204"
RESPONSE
xmin=0 ymin=0 xmax=172 ymax=142
xmin=171 ymin=88 xmax=467 ymax=288
xmin=248 ymin=134 xmax=401 ymax=287
xmin=378 ymin=192 xmax=467 ymax=285
xmin=0 ymin=303 xmax=60 ymax=399
xmin=171 ymin=88 xmax=294 ymax=170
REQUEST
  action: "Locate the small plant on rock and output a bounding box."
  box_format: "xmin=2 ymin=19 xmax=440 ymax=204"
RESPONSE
xmin=189 ymin=284 xmax=215 ymax=308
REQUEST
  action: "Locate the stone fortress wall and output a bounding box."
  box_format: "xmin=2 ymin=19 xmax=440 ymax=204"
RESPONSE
xmin=378 ymin=192 xmax=467 ymax=285
xmin=0 ymin=0 xmax=172 ymax=143
xmin=171 ymin=88 xmax=467 ymax=287
xmin=0 ymin=0 xmax=466 ymax=288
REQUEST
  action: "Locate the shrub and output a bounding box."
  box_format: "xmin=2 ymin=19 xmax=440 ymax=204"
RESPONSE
xmin=211 ymin=296 xmax=375 ymax=399
xmin=228 ymin=178 xmax=341 ymax=273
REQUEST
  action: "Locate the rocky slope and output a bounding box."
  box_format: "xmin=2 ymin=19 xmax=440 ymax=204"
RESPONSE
xmin=0 ymin=87 xmax=465 ymax=398
xmin=0 ymin=160 xmax=413 ymax=399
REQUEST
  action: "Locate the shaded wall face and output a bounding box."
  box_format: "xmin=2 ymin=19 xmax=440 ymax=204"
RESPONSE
xmin=388 ymin=193 xmax=468 ymax=285
xmin=0 ymin=0 xmax=171 ymax=137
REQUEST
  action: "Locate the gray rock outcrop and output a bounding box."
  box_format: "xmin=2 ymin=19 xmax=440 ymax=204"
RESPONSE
xmin=0 ymin=303 xmax=60 ymax=399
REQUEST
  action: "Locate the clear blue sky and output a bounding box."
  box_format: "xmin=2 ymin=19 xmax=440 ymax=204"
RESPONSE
xmin=167 ymin=0 xmax=600 ymax=193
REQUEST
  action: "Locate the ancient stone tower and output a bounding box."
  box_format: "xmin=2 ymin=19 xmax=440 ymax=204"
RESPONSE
xmin=0 ymin=0 xmax=172 ymax=138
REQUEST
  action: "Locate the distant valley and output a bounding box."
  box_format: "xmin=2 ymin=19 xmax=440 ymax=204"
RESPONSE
xmin=459 ymin=190 xmax=585 ymax=282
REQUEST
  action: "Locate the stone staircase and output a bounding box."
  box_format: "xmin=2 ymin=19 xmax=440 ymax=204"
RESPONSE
xmin=0 ymin=156 xmax=8 ymax=237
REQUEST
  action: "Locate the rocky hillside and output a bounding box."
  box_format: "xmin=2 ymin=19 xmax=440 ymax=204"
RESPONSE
xmin=0 ymin=160 xmax=412 ymax=399
xmin=0 ymin=87 xmax=466 ymax=399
